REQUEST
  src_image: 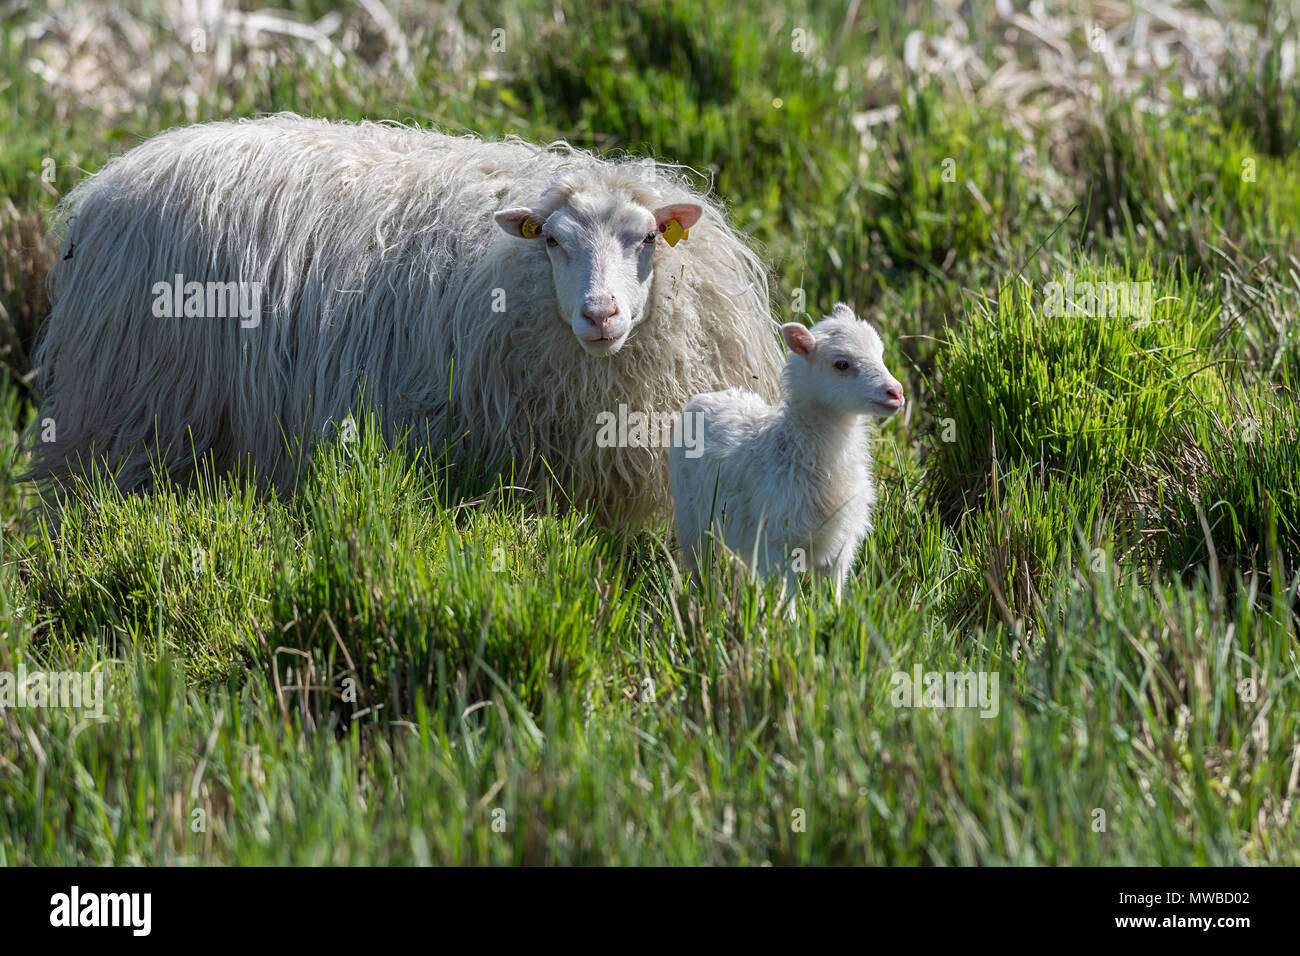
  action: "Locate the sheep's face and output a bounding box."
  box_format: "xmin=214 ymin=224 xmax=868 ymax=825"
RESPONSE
xmin=781 ymin=304 xmax=905 ymax=417
xmin=494 ymin=200 xmax=702 ymax=355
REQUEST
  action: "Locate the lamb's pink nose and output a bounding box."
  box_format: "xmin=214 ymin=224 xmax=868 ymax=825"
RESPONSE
xmin=581 ymin=298 xmax=619 ymax=334
xmin=886 ymin=386 xmax=905 ymax=404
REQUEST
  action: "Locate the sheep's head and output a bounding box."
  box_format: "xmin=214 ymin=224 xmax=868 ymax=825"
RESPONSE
xmin=781 ymin=304 xmax=905 ymax=417
xmin=494 ymin=197 xmax=702 ymax=355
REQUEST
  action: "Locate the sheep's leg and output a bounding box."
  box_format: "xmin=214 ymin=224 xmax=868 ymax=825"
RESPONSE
xmin=830 ymin=550 xmax=852 ymax=605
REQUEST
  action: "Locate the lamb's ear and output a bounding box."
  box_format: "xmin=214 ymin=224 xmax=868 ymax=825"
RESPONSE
xmin=781 ymin=322 xmax=816 ymax=359
xmin=831 ymin=302 xmax=857 ymax=321
xmin=494 ymin=207 xmax=546 ymax=239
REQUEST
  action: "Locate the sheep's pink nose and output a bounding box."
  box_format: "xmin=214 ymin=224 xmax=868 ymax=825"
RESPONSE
xmin=581 ymin=298 xmax=619 ymax=332
xmin=886 ymin=386 xmax=905 ymax=404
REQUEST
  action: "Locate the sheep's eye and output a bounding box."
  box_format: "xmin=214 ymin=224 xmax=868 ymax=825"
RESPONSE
xmin=545 ymin=236 xmax=559 ymax=248
xmin=833 ymin=359 xmax=853 ymax=372
xmin=643 ymin=232 xmax=657 ymax=245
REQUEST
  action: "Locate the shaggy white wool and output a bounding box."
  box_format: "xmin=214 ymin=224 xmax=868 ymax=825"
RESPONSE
xmin=29 ymin=113 xmax=784 ymax=525
xmin=669 ymin=304 xmax=904 ymax=609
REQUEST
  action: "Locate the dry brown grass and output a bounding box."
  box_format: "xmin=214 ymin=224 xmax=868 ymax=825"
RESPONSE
xmin=872 ymin=1 xmax=1293 ymax=172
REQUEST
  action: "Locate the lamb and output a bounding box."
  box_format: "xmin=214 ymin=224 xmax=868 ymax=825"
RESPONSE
xmin=669 ymin=303 xmax=904 ymax=611
xmin=27 ymin=113 xmax=784 ymax=526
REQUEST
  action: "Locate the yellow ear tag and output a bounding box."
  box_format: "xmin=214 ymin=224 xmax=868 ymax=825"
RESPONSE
xmin=661 ymin=218 xmax=688 ymax=247
xmin=520 ymin=219 xmax=542 ymax=239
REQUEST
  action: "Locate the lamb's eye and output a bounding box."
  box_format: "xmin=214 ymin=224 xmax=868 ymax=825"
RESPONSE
xmin=545 ymin=236 xmax=559 ymax=248
xmin=834 ymin=359 xmax=852 ymax=372
xmin=643 ymin=232 xmax=657 ymax=245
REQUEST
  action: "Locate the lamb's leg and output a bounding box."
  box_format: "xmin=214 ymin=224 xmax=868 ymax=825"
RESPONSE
xmin=780 ymin=567 xmax=799 ymax=620
xmin=830 ymin=550 xmax=852 ymax=605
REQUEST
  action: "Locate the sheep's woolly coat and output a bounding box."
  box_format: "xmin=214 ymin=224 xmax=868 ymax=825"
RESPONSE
xmin=29 ymin=114 xmax=783 ymax=525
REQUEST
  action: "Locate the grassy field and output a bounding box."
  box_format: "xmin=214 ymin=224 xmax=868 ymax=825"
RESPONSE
xmin=1 ymin=0 xmax=1298 ymax=865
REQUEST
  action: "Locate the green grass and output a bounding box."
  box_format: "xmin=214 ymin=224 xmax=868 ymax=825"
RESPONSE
xmin=930 ymin=261 xmax=1228 ymax=510
xmin=1160 ymin=398 xmax=1300 ymax=580
xmin=3 ymin=431 xmax=1297 ymax=864
xmin=2 ymin=0 xmax=1299 ymax=864
xmin=1082 ymin=95 xmax=1300 ymax=272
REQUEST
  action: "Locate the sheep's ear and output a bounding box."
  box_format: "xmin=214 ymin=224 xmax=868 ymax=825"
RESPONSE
xmin=494 ymin=207 xmax=546 ymax=239
xmin=831 ymin=302 xmax=857 ymax=321
xmin=652 ymin=202 xmax=704 ymax=244
xmin=781 ymin=322 xmax=816 ymax=359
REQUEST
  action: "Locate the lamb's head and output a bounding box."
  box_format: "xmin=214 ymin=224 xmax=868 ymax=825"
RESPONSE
xmin=495 ymin=185 xmax=702 ymax=355
xmin=781 ymin=303 xmax=905 ymax=417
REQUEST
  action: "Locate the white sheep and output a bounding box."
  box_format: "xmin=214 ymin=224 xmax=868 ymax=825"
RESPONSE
xmin=669 ymin=303 xmax=904 ymax=611
xmin=28 ymin=114 xmax=784 ymax=526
